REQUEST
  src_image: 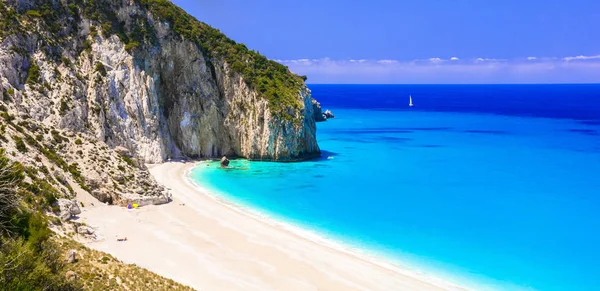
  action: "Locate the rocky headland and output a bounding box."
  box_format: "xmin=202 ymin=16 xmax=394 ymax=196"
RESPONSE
xmin=0 ymin=0 xmax=322 ymax=205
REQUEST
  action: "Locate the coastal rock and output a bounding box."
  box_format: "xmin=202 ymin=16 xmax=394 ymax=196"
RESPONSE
xmin=312 ymin=99 xmax=327 ymax=122
xmin=324 ymin=110 xmax=335 ymax=119
xmin=0 ymin=0 xmax=324 ymax=205
xmin=66 ymin=249 xmax=78 ymax=263
xmin=220 ymin=156 xmax=230 ymax=167
xmin=56 ymin=199 xmax=82 ymax=221
xmin=0 ymin=1 xmax=321 ymax=163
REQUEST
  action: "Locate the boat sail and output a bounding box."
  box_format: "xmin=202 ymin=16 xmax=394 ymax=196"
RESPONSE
xmin=409 ymin=95 xmax=414 ymax=107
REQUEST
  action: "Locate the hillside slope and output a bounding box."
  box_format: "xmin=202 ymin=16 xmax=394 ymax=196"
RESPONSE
xmin=0 ymin=0 xmax=321 ymax=163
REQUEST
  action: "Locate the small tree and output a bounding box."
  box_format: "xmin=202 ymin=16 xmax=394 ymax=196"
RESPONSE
xmin=25 ymin=62 xmax=41 ymax=85
xmin=0 ymin=149 xmax=23 ymax=236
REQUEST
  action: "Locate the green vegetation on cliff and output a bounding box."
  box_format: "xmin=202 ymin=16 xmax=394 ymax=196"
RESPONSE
xmin=0 ymin=0 xmax=306 ymax=117
xmin=138 ymin=0 xmax=306 ymax=114
xmin=0 ymin=142 xmax=194 ymax=290
xmin=0 ymin=148 xmax=80 ymax=290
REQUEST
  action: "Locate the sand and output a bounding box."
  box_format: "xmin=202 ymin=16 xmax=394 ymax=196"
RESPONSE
xmin=76 ymin=161 xmax=466 ymax=291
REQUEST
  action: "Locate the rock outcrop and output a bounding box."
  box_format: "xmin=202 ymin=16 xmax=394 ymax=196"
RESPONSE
xmin=0 ymin=0 xmax=324 ymax=204
xmin=66 ymin=249 xmax=78 ymax=264
xmin=0 ymin=0 xmax=321 ymax=163
xmin=312 ymin=99 xmax=327 ymax=122
xmin=55 ymin=199 xmax=82 ymax=221
xmin=324 ymin=110 xmax=335 ymax=119
xmin=220 ymin=156 xmax=230 ymax=167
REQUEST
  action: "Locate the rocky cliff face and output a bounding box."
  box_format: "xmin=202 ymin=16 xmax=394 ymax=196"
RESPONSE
xmin=0 ymin=0 xmax=320 ymax=163
xmin=0 ymin=0 xmax=321 ymax=205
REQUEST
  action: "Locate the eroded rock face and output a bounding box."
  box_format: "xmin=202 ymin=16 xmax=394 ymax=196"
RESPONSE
xmin=0 ymin=0 xmax=322 ymax=205
xmin=0 ymin=3 xmax=321 ymax=164
xmin=312 ymin=99 xmax=327 ymax=122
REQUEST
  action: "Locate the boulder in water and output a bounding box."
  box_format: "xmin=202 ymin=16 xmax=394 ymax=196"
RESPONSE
xmin=324 ymin=110 xmax=335 ymax=119
xmin=220 ymin=156 xmax=230 ymax=167
xmin=312 ymin=99 xmax=327 ymax=122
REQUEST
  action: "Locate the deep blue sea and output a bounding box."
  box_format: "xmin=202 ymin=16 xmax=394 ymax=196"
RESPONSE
xmin=190 ymin=84 xmax=600 ymax=291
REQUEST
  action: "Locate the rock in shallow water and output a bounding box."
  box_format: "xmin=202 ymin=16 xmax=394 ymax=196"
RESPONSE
xmin=312 ymin=99 xmax=327 ymax=122
xmin=324 ymin=110 xmax=335 ymax=119
xmin=220 ymin=156 xmax=230 ymax=167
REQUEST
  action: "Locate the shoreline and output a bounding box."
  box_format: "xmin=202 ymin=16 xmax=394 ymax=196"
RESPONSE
xmin=184 ymin=162 xmax=474 ymax=290
xmin=76 ymin=161 xmax=469 ymax=291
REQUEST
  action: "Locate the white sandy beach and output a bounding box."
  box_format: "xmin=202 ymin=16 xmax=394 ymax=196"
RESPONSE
xmin=76 ymin=161 xmax=466 ymax=291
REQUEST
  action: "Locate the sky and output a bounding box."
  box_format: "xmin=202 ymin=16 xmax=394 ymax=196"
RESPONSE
xmin=172 ymin=0 xmax=600 ymax=84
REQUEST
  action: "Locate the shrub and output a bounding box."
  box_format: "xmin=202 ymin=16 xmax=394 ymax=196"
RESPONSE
xmin=50 ymin=130 xmax=64 ymax=143
xmin=25 ymin=10 xmax=42 ymax=17
xmin=101 ymin=22 xmax=112 ymax=36
xmin=61 ymin=56 xmax=72 ymax=67
xmin=75 ymin=139 xmax=83 ymax=145
xmin=120 ymin=155 xmax=136 ymax=168
xmin=90 ymin=26 xmax=98 ymax=37
xmin=60 ymin=99 xmax=69 ymax=114
xmin=25 ymin=61 xmax=41 ymax=85
xmin=83 ymin=40 xmax=92 ymax=52
xmin=13 ymin=136 xmax=27 ymax=153
xmin=95 ymin=62 xmax=107 ymax=77
xmin=124 ymin=41 xmax=139 ymax=52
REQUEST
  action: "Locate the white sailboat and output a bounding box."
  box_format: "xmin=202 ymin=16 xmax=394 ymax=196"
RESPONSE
xmin=409 ymin=95 xmax=414 ymax=107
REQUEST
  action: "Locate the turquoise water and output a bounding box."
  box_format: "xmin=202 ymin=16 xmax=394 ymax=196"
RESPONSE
xmin=189 ymin=85 xmax=600 ymax=291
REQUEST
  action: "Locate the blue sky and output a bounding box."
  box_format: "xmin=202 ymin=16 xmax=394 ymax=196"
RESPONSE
xmin=173 ymin=0 xmax=600 ymax=83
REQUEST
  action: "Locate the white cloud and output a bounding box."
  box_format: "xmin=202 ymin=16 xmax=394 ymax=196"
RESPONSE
xmin=563 ymin=55 xmax=600 ymax=61
xmin=377 ymin=59 xmax=399 ymax=64
xmin=273 ymin=56 xmax=600 ymax=84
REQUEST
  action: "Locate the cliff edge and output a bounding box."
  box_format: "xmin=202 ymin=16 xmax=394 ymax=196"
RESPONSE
xmin=0 ymin=0 xmax=321 ymax=205
xmin=0 ymin=0 xmax=320 ymax=163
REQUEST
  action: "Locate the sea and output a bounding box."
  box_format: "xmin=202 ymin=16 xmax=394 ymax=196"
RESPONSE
xmin=189 ymin=84 xmax=600 ymax=291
